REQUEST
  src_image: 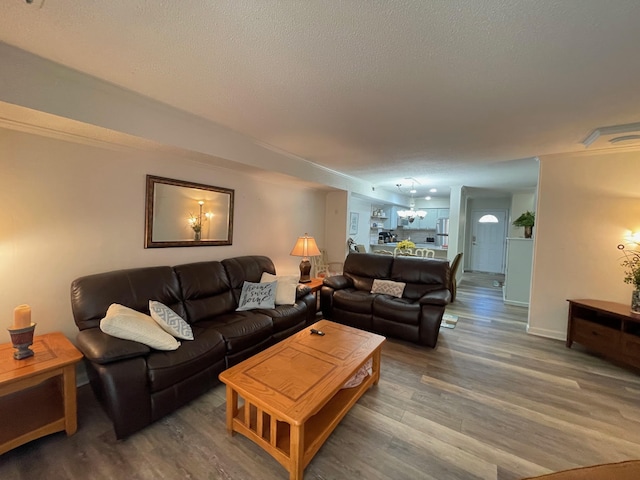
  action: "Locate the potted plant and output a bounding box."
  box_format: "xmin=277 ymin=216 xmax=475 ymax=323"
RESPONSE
xmin=618 ymin=244 xmax=640 ymax=313
xmin=513 ymin=211 xmax=535 ymax=238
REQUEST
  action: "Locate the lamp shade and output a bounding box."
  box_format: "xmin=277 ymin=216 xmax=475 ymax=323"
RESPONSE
xmin=290 ymin=234 xmax=321 ymax=258
xmin=290 ymin=233 xmax=321 ymax=283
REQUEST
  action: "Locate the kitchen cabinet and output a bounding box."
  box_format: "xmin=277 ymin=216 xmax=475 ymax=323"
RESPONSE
xmin=422 ymin=209 xmax=438 ymax=229
xmin=403 ymin=217 xmax=423 ymax=230
xmin=437 ymin=208 xmax=450 ymax=219
xmin=388 ymin=207 xmax=400 ymax=229
xmin=503 ymin=238 xmax=533 ymax=306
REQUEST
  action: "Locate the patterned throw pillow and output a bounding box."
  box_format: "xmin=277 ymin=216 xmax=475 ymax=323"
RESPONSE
xmin=260 ymin=272 xmax=298 ymax=305
xmin=370 ymin=279 xmax=406 ymax=298
xmin=236 ymin=281 xmax=277 ymax=311
xmin=100 ymin=303 xmax=180 ymax=351
xmin=149 ymin=300 xmax=194 ymax=340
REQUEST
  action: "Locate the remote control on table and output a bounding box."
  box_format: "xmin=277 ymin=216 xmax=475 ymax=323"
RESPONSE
xmin=310 ymin=328 xmax=325 ymax=336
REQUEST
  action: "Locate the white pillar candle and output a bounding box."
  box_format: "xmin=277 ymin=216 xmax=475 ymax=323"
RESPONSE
xmin=13 ymin=304 xmax=31 ymax=329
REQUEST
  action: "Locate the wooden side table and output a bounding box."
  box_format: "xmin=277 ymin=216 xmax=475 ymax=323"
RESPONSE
xmin=303 ymin=277 xmax=324 ymax=312
xmin=0 ymin=332 xmax=83 ymax=455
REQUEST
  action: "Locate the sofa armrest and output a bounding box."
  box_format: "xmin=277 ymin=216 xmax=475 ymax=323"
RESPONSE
xmin=296 ymin=284 xmax=311 ymax=299
xmin=418 ymin=289 xmax=452 ymax=306
xmin=322 ymin=275 xmax=353 ymax=290
xmin=77 ymin=328 xmax=150 ymax=365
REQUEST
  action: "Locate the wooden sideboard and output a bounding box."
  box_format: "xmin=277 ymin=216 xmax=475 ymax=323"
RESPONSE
xmin=566 ymin=299 xmax=640 ymax=370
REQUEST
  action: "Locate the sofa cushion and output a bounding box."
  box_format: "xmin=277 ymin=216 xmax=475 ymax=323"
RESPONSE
xmin=146 ymin=326 xmax=226 ymax=392
xmin=149 ymin=301 xmax=194 ymax=340
xmin=173 ymin=261 xmax=237 ymax=322
xmin=260 ymin=272 xmax=298 ymax=305
xmin=236 ymin=281 xmax=277 ymax=311
xmin=222 ymin=256 xmax=277 ymax=303
xmin=100 ymin=304 xmax=180 ymax=351
xmin=373 ymin=295 xmax=420 ymax=325
xmin=333 ymin=289 xmax=375 ymax=314
xmin=390 ymin=256 xmax=450 ymax=300
xmin=371 ymin=279 xmax=406 ymax=298
xmin=198 ymin=312 xmax=273 ymax=355
xmin=71 ymin=266 xmax=184 ymax=331
xmin=256 ymin=302 xmax=307 ymax=333
xmin=343 ymin=253 xmax=393 ymax=292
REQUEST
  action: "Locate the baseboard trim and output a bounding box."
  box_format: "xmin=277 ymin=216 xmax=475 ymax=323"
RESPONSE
xmin=504 ymin=299 xmax=529 ymax=307
xmin=527 ymin=325 xmax=566 ymax=341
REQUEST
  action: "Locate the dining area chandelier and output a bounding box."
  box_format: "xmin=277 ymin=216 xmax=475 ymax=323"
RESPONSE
xmin=396 ymin=182 xmax=426 ymax=223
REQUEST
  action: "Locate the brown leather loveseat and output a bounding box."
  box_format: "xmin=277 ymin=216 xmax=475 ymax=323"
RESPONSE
xmin=320 ymin=253 xmax=451 ymax=347
xmin=71 ymin=255 xmax=315 ymax=439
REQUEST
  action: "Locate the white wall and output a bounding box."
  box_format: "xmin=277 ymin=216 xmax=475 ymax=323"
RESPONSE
xmin=414 ymin=197 xmax=450 ymax=209
xmin=448 ymin=186 xmax=463 ymax=264
xmin=348 ymin=195 xmax=373 ymax=250
xmin=0 ymin=43 xmax=384 ymax=201
xmin=509 ymin=192 xmax=536 ymax=238
xmin=0 ymin=128 xmax=326 ymax=342
xmin=324 ymin=191 xmax=349 ymax=264
xmin=528 ymin=149 xmax=640 ymax=340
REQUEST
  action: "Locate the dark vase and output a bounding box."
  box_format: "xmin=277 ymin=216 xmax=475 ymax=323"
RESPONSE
xmin=194 ymin=230 xmax=201 ymax=241
xmin=524 ymin=226 xmax=533 ymax=238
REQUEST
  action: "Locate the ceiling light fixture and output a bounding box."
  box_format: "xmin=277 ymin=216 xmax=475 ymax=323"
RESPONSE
xmin=582 ymin=122 xmax=640 ymax=149
xmin=396 ymin=182 xmax=426 ymax=223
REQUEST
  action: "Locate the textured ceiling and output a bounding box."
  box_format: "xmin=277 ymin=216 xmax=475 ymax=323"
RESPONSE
xmin=2 ymin=1 xmax=640 ymax=197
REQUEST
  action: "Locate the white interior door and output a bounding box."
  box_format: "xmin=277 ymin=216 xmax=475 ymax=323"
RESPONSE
xmin=470 ymin=210 xmax=507 ymax=273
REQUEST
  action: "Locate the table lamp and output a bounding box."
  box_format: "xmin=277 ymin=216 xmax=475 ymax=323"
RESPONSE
xmin=290 ymin=233 xmax=321 ymax=283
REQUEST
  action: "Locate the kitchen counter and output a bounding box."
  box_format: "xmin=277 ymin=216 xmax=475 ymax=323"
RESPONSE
xmin=375 ymin=242 xmax=447 ymax=250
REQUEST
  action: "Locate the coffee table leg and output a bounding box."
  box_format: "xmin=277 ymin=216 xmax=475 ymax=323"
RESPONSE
xmin=226 ymin=385 xmax=238 ymax=435
xmin=289 ymin=423 xmax=305 ymax=480
xmin=372 ymin=347 xmax=382 ymax=385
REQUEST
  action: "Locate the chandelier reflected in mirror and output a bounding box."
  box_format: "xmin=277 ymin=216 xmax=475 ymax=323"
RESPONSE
xmin=396 ymin=182 xmax=426 ymax=223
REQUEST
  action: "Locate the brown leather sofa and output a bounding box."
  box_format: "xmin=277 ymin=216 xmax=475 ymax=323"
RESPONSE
xmin=71 ymin=255 xmax=315 ymax=439
xmin=320 ymin=253 xmax=451 ymax=347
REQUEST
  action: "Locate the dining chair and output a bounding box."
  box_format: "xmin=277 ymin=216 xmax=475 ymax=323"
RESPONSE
xmin=312 ymin=249 xmax=343 ymax=277
xmin=449 ymin=252 xmax=463 ymax=302
xmin=393 ymin=247 xmax=415 ymax=256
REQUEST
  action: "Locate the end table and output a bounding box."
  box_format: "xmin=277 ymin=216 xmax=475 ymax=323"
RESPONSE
xmin=303 ymin=277 xmax=324 ymax=312
xmin=0 ymin=332 xmax=83 ymax=454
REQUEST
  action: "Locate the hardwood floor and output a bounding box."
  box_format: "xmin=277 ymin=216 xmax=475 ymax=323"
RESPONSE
xmin=2 ymin=273 xmax=640 ymax=479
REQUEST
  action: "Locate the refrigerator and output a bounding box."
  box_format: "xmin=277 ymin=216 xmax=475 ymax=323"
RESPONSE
xmin=436 ymin=218 xmax=449 ymax=248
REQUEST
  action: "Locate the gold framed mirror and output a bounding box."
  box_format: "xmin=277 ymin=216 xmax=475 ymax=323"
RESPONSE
xmin=144 ymin=175 xmax=234 ymax=248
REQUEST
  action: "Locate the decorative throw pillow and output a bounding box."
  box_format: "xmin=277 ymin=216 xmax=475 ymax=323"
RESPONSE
xmin=236 ymin=281 xmax=277 ymax=311
xmin=100 ymin=303 xmax=180 ymax=351
xmin=260 ymin=272 xmax=299 ymax=305
xmin=370 ymin=279 xmax=406 ymax=298
xmin=149 ymin=300 xmax=194 ymax=340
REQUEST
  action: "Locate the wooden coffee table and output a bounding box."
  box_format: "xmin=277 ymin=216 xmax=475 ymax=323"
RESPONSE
xmin=219 ymin=319 xmax=385 ymax=480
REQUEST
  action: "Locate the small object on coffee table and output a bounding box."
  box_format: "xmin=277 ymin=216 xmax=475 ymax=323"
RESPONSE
xmin=310 ymin=328 xmax=325 ymax=336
